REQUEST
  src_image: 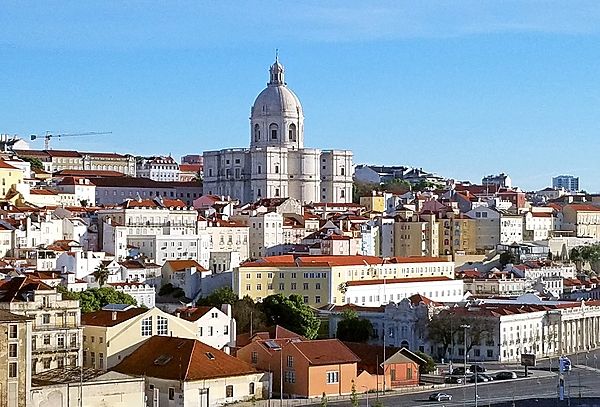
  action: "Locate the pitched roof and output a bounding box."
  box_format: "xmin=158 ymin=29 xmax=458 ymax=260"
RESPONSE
xmin=81 ymin=308 xmax=149 ymax=327
xmin=241 ymin=255 xmax=451 ymax=268
xmin=112 ymin=336 xmax=259 ymax=381
xmin=566 ymin=204 xmax=600 ymax=212
xmin=292 ymin=339 xmax=360 ymax=366
xmin=346 ymin=276 xmax=454 ymax=287
xmin=0 ymin=159 xmax=19 ymax=170
xmin=0 ymin=276 xmax=54 ymax=302
xmin=165 ymin=260 xmax=207 ymax=272
xmin=236 ymin=325 xmax=303 ymax=348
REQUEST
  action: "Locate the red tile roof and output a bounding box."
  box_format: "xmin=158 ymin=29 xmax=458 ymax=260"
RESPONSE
xmin=346 ymin=276 xmax=453 ymax=287
xmin=291 ymin=339 xmax=360 ymax=366
xmin=112 ymin=336 xmax=259 ymax=381
xmin=241 ymin=255 xmax=451 ymax=268
xmin=566 ymin=204 xmax=600 ymax=212
xmin=165 ymin=260 xmax=207 ymax=272
xmin=81 ymin=308 xmax=149 ymax=327
xmin=174 ymin=306 xmax=214 ymax=322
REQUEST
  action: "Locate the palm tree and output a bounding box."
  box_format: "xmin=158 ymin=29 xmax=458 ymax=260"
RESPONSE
xmin=93 ymin=263 xmax=110 ymax=287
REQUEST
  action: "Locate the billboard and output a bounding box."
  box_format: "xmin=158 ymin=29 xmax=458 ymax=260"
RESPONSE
xmin=521 ymin=353 xmax=536 ymax=367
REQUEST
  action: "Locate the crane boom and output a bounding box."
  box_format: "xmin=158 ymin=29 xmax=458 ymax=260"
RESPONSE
xmin=31 ymin=131 xmax=112 ymax=150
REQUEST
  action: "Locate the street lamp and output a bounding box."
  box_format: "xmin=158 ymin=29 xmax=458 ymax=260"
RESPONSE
xmin=361 ymin=385 xmax=369 ymax=407
xmin=460 ymin=324 xmax=470 ymax=386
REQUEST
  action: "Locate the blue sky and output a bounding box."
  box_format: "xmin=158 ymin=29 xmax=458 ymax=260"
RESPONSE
xmin=1 ymin=1 xmax=600 ymax=192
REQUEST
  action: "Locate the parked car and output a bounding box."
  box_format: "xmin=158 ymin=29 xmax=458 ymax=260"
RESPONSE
xmin=452 ymin=367 xmax=466 ymax=375
xmin=479 ymin=373 xmax=494 ymax=381
xmin=469 ymin=364 xmax=487 ymax=373
xmin=495 ymin=371 xmax=518 ymax=380
xmin=429 ymin=392 xmax=452 ymax=402
xmin=445 ymin=376 xmax=464 ymax=384
xmin=469 ymin=374 xmax=489 ymax=383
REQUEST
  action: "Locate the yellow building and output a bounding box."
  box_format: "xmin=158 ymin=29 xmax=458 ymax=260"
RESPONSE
xmin=393 ymin=213 xmax=439 ymax=257
xmin=360 ymin=194 xmax=386 ymax=213
xmin=0 ymin=159 xmax=24 ymax=198
xmin=81 ymin=305 xmax=198 ymax=370
xmin=234 ymin=254 xmax=454 ymax=307
xmin=439 ymin=213 xmax=478 ymax=256
xmin=561 ymin=204 xmax=600 ymax=238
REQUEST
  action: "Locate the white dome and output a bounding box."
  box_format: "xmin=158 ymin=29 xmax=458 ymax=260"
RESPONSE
xmin=252 ymin=85 xmax=303 ymax=117
xmin=251 ymin=58 xmax=303 ymax=117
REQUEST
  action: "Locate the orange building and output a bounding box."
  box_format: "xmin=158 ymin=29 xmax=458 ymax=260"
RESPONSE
xmin=237 ymin=337 xmax=360 ymax=398
xmin=344 ymin=342 xmax=423 ymax=390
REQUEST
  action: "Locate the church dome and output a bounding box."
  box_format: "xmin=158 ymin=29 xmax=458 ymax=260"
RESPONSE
xmin=251 ymin=58 xmax=303 ymax=118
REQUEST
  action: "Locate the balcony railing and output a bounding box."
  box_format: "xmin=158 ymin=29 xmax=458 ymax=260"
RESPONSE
xmin=33 ymin=343 xmax=80 ymax=353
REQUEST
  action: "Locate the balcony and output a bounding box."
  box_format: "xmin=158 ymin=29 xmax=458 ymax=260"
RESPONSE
xmin=33 ymin=342 xmax=80 ymax=353
xmin=33 ymin=323 xmax=80 ymax=331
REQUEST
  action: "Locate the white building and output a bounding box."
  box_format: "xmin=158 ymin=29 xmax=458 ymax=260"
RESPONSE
xmin=524 ymin=211 xmax=554 ymax=241
xmin=108 ymin=282 xmax=156 ymax=308
xmin=345 ymin=277 xmax=464 ymax=307
xmin=174 ymin=304 xmax=237 ymax=352
xmin=136 ymin=155 xmax=180 ymax=182
xmin=552 ymin=175 xmax=579 ymax=192
xmin=55 ymin=176 xmax=96 ymax=206
xmin=203 ymin=58 xmax=353 ymax=204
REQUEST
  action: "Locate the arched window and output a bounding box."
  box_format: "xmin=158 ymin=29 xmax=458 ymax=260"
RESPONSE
xmin=249 ymin=382 xmax=255 ymax=395
xmin=257 ymin=165 xmax=262 ymax=174
xmin=269 ymin=123 xmax=278 ymax=140
xmin=288 ymin=123 xmax=297 ymax=141
xmin=254 ymin=124 xmax=260 ymax=142
xmin=340 ymin=167 xmax=345 ymax=176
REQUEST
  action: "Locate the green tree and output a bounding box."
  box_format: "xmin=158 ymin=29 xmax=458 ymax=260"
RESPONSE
xmin=413 ymin=351 xmax=436 ymax=374
xmin=381 ymin=178 xmax=411 ymax=192
xmin=58 ymin=286 xmax=137 ymax=313
xmin=336 ymin=310 xmax=372 ymax=343
xmin=233 ymin=295 xmax=268 ymax=334
xmin=350 ymin=381 xmax=359 ymax=407
xmin=570 ymin=244 xmax=600 ymax=274
xmin=92 ymin=263 xmax=110 ymax=287
xmin=195 ymin=286 xmax=239 ymax=307
xmin=499 ymin=251 xmax=518 ymax=267
xmin=18 ymin=156 xmax=44 ymax=171
xmin=353 ymin=180 xmax=381 ymax=204
xmin=426 ymin=310 xmax=455 ymax=359
xmin=259 ymin=294 xmax=321 ymax=339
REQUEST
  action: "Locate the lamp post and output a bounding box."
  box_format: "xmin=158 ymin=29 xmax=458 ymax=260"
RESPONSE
xmin=361 ymin=386 xmax=369 ymax=407
xmin=461 ymin=324 xmax=470 ymax=386
xmin=279 ymin=347 xmax=283 ymax=407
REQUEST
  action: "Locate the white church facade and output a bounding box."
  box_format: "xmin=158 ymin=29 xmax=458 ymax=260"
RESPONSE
xmin=203 ymin=59 xmax=353 ymax=204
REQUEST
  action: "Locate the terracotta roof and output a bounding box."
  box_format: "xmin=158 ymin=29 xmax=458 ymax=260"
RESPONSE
xmin=54 ymin=170 xmax=125 ymax=177
xmin=0 ymin=276 xmax=54 ymax=302
xmin=165 ymin=260 xmax=207 ymax=272
xmin=237 ymin=325 xmax=303 ymax=348
xmin=81 ymin=308 xmax=149 ymax=327
xmin=343 ymin=342 xmax=403 ymax=374
xmin=0 ymin=160 xmax=19 ymax=170
xmin=242 ymin=255 xmax=451 ymax=268
xmin=566 ymin=204 xmax=600 ymax=212
xmin=408 ymin=293 xmax=443 ymax=307
xmin=292 ymin=339 xmax=360 ymax=366
xmin=112 ymin=336 xmax=259 ymax=381
xmin=346 ymin=276 xmax=454 ymax=287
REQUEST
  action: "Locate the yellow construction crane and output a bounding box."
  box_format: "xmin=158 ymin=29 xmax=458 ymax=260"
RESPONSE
xmin=30 ymin=131 xmax=113 ymax=150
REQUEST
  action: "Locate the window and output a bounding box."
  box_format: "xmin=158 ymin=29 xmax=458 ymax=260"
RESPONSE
xmin=208 ymin=326 xmax=214 ymax=336
xmin=270 ymin=123 xmax=278 ymax=140
xmin=249 ymin=382 xmax=255 ymax=395
xmin=57 ymin=334 xmax=65 ymax=348
xmin=8 ymin=362 xmax=17 ymax=378
xmin=224 ymin=325 xmax=229 ymax=335
xmin=326 ymin=371 xmax=339 ymax=384
xmin=285 ymin=370 xmax=296 ymax=383
xmin=279 ymin=283 xmax=285 ymax=290
xmin=226 ymin=385 xmax=234 ymax=398
xmin=303 ymin=283 xmax=309 ymax=290
xmin=141 ymin=316 xmax=153 ymax=336
xmin=99 ymin=353 xmax=104 ymax=370
xmin=57 ymin=357 xmax=64 ymax=368
xmin=8 ymin=344 xmax=17 ymax=358
xmin=8 ymin=325 xmax=17 ymax=339
xmin=251 ymin=352 xmax=258 ymax=364
xmin=43 ymin=335 xmax=50 ymax=345
xmin=406 ymin=367 xmax=413 ymax=380
xmin=287 ymin=355 xmax=294 ymax=367
xmin=169 ymin=387 xmax=175 ymax=400
xmin=291 ymin=283 xmax=297 ymax=290
xmin=42 ymin=314 xmax=50 ymax=324
xmin=303 ymin=296 xmax=309 ymax=304
xmin=315 ymin=296 xmax=321 ymax=304
xmin=157 ymin=316 xmax=168 ymax=335
xmin=487 ymin=349 xmax=493 ymax=358
xmin=315 ymin=283 xmax=321 ymax=290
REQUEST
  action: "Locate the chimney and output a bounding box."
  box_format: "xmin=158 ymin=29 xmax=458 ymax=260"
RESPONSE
xmin=221 ymin=303 xmax=232 ymax=318
xmin=111 ymin=311 xmax=117 ymax=321
xmin=176 ymin=310 xmax=181 ymax=318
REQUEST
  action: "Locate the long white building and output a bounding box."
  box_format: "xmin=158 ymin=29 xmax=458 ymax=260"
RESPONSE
xmin=203 ymin=58 xmax=353 ymax=204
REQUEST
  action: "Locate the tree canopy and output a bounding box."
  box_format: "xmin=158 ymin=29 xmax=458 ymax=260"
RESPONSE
xmin=92 ymin=263 xmax=110 ymax=287
xmin=58 ymin=286 xmax=137 ymax=313
xmin=335 ymin=310 xmax=372 ymax=343
xmin=195 ymin=286 xmax=239 ymax=307
xmin=413 ymin=350 xmax=436 ymax=374
xmin=18 ymin=156 xmax=44 ymax=171
xmin=570 ymin=244 xmax=600 ymax=275
xmin=259 ymin=293 xmax=321 ymax=339
xmin=426 ymin=309 xmax=496 ymax=360
xmin=499 ymin=251 xmax=519 ymax=267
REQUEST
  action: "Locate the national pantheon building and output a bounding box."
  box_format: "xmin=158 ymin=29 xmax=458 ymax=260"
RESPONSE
xmin=203 ymin=58 xmax=353 ymax=204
